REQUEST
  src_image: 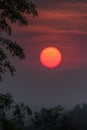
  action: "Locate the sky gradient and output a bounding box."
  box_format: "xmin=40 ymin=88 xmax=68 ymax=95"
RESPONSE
xmin=1 ymin=0 xmax=87 ymax=110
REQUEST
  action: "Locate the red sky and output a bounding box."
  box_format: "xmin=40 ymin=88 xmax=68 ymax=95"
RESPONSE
xmin=2 ymin=0 xmax=87 ymax=109
xmin=10 ymin=0 xmax=87 ymax=71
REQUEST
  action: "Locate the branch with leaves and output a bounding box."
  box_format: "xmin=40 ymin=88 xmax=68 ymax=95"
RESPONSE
xmin=0 ymin=93 xmax=32 ymax=130
xmin=0 ymin=0 xmax=37 ymax=81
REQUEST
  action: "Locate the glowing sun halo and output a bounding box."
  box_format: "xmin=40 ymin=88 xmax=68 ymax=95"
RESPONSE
xmin=40 ymin=47 xmax=62 ymax=68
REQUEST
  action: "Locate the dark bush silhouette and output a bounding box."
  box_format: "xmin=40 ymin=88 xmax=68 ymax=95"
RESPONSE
xmin=0 ymin=93 xmax=32 ymax=130
xmin=69 ymin=104 xmax=87 ymax=130
xmin=1 ymin=103 xmax=86 ymax=130
xmin=31 ymin=106 xmax=76 ymax=130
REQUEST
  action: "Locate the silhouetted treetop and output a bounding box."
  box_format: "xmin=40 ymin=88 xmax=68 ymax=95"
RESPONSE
xmin=31 ymin=106 xmax=76 ymax=130
xmin=0 ymin=93 xmax=32 ymax=130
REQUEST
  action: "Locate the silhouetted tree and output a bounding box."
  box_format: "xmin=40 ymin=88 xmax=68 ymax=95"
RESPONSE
xmin=0 ymin=93 xmax=32 ymax=130
xmin=31 ymin=106 xmax=76 ymax=130
xmin=0 ymin=0 xmax=37 ymax=81
xmin=69 ymin=104 xmax=87 ymax=130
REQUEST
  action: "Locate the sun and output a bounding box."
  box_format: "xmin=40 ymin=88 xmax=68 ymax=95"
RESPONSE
xmin=40 ymin=47 xmax=62 ymax=68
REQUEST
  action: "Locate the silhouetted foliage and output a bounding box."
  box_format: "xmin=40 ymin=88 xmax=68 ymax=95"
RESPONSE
xmin=31 ymin=106 xmax=76 ymax=130
xmin=69 ymin=104 xmax=87 ymax=130
xmin=0 ymin=93 xmax=32 ymax=130
xmin=0 ymin=0 xmax=37 ymax=81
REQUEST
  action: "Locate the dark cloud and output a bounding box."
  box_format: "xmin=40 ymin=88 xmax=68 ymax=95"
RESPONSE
xmin=34 ymin=0 xmax=87 ymax=11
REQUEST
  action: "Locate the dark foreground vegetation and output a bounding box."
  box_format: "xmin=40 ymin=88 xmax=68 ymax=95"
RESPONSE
xmin=0 ymin=93 xmax=87 ymax=130
xmin=28 ymin=103 xmax=87 ymax=130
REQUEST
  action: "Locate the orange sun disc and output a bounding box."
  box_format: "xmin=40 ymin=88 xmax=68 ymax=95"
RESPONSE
xmin=40 ymin=47 xmax=62 ymax=68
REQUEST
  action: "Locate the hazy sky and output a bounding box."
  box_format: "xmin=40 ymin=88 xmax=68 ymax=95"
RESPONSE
xmin=1 ymin=0 xmax=87 ymax=110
